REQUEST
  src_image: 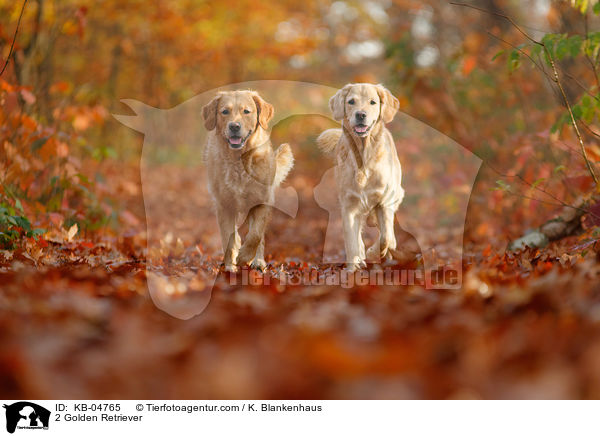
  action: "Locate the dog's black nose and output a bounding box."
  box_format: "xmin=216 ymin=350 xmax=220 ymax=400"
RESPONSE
xmin=355 ymin=111 xmax=367 ymax=121
xmin=228 ymin=122 xmax=241 ymax=133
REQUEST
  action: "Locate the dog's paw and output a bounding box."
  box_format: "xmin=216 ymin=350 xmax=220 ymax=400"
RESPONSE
xmin=345 ymin=259 xmax=366 ymax=272
xmin=250 ymin=258 xmax=267 ymax=271
xmin=223 ymin=264 xmax=238 ymax=273
xmin=367 ymin=242 xmax=395 ymax=262
xmin=236 ymin=246 xmax=256 ymax=267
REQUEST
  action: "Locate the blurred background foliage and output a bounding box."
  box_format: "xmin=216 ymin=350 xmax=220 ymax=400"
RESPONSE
xmin=1 ymin=0 xmax=600 ymax=245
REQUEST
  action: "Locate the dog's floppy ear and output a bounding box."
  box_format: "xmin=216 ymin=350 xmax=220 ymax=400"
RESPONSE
xmin=376 ymin=84 xmax=400 ymax=124
xmin=329 ymin=85 xmax=350 ymax=121
xmin=252 ymin=92 xmax=274 ymax=130
xmin=202 ymin=94 xmax=220 ymax=131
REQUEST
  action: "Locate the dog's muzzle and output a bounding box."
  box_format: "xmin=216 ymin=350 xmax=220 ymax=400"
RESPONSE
xmin=227 ymin=130 xmax=252 ymax=149
xmin=353 ymin=122 xmax=373 ymax=137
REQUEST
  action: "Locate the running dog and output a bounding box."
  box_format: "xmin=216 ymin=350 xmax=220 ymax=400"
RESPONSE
xmin=317 ymin=83 xmax=404 ymax=270
xmin=202 ymin=90 xmax=293 ymax=271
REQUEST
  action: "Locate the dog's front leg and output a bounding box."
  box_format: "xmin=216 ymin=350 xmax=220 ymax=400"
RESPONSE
xmin=378 ymin=206 xmax=396 ymax=260
xmin=367 ymin=205 xmax=396 ymax=261
xmin=252 ymin=237 xmax=266 ymax=271
xmin=237 ymin=204 xmax=271 ymax=270
xmin=217 ymin=206 xmax=240 ymax=272
xmin=342 ymin=207 xmax=366 ymax=271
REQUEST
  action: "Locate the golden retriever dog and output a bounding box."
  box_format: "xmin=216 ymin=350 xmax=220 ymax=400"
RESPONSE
xmin=317 ymin=83 xmax=404 ymax=270
xmin=202 ymin=90 xmax=293 ymax=271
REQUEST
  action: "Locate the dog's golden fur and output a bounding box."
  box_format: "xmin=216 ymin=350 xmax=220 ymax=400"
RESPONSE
xmin=317 ymin=83 xmax=404 ymax=270
xmin=202 ymin=90 xmax=293 ymax=271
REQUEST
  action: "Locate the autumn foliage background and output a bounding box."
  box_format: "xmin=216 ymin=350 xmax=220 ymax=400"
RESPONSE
xmin=1 ymin=0 xmax=600 ymax=399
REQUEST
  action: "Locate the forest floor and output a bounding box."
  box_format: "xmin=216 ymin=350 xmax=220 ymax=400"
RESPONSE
xmin=1 ymin=161 xmax=600 ymax=400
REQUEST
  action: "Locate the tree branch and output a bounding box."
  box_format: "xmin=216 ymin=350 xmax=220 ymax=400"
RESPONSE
xmin=0 ymin=0 xmax=28 ymax=77
xmin=487 ymin=31 xmax=551 ymax=81
xmin=449 ymin=2 xmax=541 ymax=45
xmin=484 ymin=161 xmax=600 ymax=221
xmin=583 ymin=11 xmax=600 ymax=89
xmin=545 ymin=46 xmax=599 ymax=185
xmin=451 ymin=0 xmax=599 ymax=188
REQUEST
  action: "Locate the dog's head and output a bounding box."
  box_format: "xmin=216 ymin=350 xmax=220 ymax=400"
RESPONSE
xmin=202 ymin=90 xmax=274 ymax=150
xmin=329 ymin=83 xmax=399 ymax=138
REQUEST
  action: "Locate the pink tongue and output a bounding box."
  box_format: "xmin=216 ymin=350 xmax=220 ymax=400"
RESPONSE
xmin=229 ymin=137 xmax=242 ymax=145
xmin=355 ymin=125 xmax=368 ymax=133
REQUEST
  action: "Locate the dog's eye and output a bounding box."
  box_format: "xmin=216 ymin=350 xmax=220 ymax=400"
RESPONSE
xmin=221 ymin=109 xmax=229 ymax=115
xmin=370 ymin=100 xmax=377 ymax=105
xmin=348 ymin=99 xmax=355 ymax=105
xmin=243 ymin=109 xmax=251 ymax=114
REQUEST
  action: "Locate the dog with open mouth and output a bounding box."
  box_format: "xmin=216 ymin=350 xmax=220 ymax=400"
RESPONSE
xmin=317 ymin=83 xmax=404 ymax=271
xmin=202 ymin=90 xmax=293 ymax=271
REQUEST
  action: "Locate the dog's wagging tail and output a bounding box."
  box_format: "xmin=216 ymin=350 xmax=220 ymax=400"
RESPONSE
xmin=274 ymin=142 xmax=293 ymax=186
xmin=316 ymin=128 xmax=342 ymax=156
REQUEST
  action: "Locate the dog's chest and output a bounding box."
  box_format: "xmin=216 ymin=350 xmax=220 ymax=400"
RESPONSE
xmin=216 ymin=160 xmax=271 ymax=206
xmin=339 ymin=157 xmax=402 ymax=212
xmin=223 ymin=162 xmax=250 ymax=193
xmin=359 ymin=175 xmax=391 ymax=205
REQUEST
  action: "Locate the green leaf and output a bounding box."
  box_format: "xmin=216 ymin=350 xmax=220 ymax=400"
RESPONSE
xmin=30 ymin=137 xmax=49 ymax=152
xmin=571 ymin=0 xmax=590 ymax=13
xmin=75 ymin=173 xmax=90 ymax=184
xmin=569 ymin=35 xmax=582 ymax=57
xmin=551 ymin=112 xmax=570 ymax=133
xmin=530 ymin=178 xmax=546 ymax=190
xmin=542 ymin=34 xmax=558 ymax=52
xmin=491 ymin=50 xmax=504 ymax=61
xmin=582 ymin=94 xmax=592 ymax=107
xmin=13 ymin=216 xmax=31 ymax=232
xmin=594 ymin=2 xmax=600 ymax=14
xmin=494 ymin=180 xmax=511 ymax=191
xmin=508 ymin=50 xmax=520 ymax=71
xmin=556 ymin=37 xmax=570 ymax=60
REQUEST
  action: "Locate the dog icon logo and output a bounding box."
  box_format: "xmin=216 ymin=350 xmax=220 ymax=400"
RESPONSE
xmin=3 ymin=402 xmax=50 ymax=434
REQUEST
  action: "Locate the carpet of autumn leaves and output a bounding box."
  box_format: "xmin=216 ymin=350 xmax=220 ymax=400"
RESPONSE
xmin=2 ymin=0 xmax=600 ymax=400
xmin=2 ymin=157 xmax=600 ymax=399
